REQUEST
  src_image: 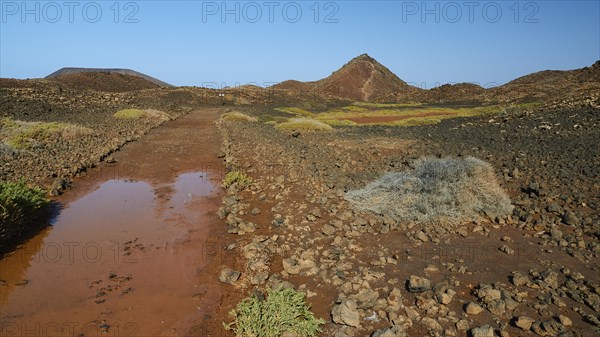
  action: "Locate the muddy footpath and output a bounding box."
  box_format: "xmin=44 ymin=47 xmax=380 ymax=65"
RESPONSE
xmin=0 ymin=108 xmax=233 ymax=337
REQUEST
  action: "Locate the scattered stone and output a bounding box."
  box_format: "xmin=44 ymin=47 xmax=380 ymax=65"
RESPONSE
xmin=558 ymin=315 xmax=572 ymax=327
xmin=515 ymin=316 xmax=535 ymax=330
xmin=407 ymin=275 xmax=431 ymax=293
xmin=470 ymin=325 xmax=494 ymax=337
xmin=499 ymin=245 xmax=515 ymax=255
xmin=465 ymin=302 xmax=483 ymax=315
xmin=511 ymin=272 xmax=530 ymax=287
xmin=475 ymin=284 xmax=501 ymax=303
xmin=371 ymin=325 xmax=406 ymax=337
xmin=350 ymin=288 xmax=379 ymax=309
xmin=332 ymin=300 xmax=360 ymax=328
xmin=562 ymin=211 xmax=580 ymax=226
xmin=421 ymin=317 xmax=442 ymax=332
xmin=282 ymin=258 xmax=301 ymax=275
xmin=219 ymin=268 xmax=241 ymax=284
xmin=322 ymin=223 xmax=336 ymax=236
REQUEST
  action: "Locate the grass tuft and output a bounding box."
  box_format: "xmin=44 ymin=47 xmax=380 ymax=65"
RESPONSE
xmin=1 ymin=119 xmax=93 ymax=150
xmin=114 ymin=108 xmax=146 ymax=119
xmin=113 ymin=108 xmax=171 ymax=121
xmin=275 ymin=107 xmax=315 ymax=117
xmin=275 ymin=118 xmax=333 ymax=132
xmin=223 ymin=170 xmax=253 ymax=189
xmin=221 ymin=111 xmax=258 ymax=123
xmin=224 ymin=288 xmax=325 ymax=337
xmin=346 ymin=156 xmax=513 ymax=224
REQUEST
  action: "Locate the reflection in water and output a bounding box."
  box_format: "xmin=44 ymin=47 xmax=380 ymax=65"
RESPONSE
xmin=0 ymin=227 xmax=51 ymax=305
xmin=0 ymin=172 xmax=214 ymax=336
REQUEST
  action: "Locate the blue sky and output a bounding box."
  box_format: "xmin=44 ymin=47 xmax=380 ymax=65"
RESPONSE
xmin=1 ymin=1 xmax=598 ymax=87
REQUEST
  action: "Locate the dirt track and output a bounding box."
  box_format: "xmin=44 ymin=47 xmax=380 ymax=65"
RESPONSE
xmin=0 ymin=108 xmax=232 ymax=337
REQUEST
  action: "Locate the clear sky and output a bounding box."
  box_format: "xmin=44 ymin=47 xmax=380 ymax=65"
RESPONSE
xmin=1 ymin=1 xmax=598 ymax=88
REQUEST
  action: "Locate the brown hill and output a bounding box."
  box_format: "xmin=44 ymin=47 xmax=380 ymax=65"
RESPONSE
xmin=46 ymin=68 xmax=172 ymax=92
xmin=487 ymin=60 xmax=600 ymax=104
xmin=273 ymin=54 xmax=421 ymax=101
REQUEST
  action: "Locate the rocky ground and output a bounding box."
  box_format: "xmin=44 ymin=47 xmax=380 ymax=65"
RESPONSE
xmin=0 ymin=79 xmax=228 ymax=193
xmin=210 ymin=106 xmax=599 ymax=336
xmin=2 ymin=74 xmax=598 ymax=337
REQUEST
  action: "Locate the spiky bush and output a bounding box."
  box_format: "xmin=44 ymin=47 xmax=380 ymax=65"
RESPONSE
xmin=221 ymin=111 xmax=258 ymax=122
xmin=224 ymin=288 xmax=325 ymax=337
xmin=345 ymin=157 xmax=513 ymax=224
xmin=275 ymin=118 xmax=333 ymax=132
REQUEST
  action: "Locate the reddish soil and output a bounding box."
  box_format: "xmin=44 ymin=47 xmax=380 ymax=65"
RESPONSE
xmin=47 ymin=72 xmax=161 ymax=92
xmin=0 ymin=108 xmax=231 ymax=337
xmin=340 ymin=111 xmax=450 ymax=124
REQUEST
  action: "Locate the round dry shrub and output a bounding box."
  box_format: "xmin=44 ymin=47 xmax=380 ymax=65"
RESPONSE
xmin=345 ymin=156 xmax=513 ymax=224
xmin=221 ymin=111 xmax=258 ymax=122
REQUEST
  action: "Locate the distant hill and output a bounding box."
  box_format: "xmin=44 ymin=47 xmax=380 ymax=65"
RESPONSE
xmin=45 ymin=68 xmax=173 ymax=92
xmin=272 ymin=54 xmax=600 ymax=106
xmin=487 ymin=60 xmax=600 ymax=104
xmin=273 ymin=54 xmax=421 ymax=101
xmin=503 ymin=61 xmax=600 ymax=87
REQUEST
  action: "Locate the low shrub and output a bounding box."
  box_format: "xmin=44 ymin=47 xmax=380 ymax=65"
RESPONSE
xmin=275 ymin=118 xmax=333 ymax=132
xmin=113 ymin=108 xmax=171 ymax=121
xmin=221 ymin=111 xmax=258 ymax=122
xmin=345 ymin=157 xmax=513 ymax=224
xmin=223 ymin=170 xmax=253 ymax=189
xmin=224 ymin=288 xmax=325 ymax=337
xmin=275 ymin=107 xmax=315 ymax=117
xmin=0 ymin=180 xmax=50 ymax=245
xmin=2 ymin=119 xmax=93 ymax=150
xmin=114 ymin=108 xmax=146 ymax=119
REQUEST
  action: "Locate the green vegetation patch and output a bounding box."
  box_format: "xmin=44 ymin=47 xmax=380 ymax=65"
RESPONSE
xmin=275 ymin=107 xmax=315 ymax=117
xmin=114 ymin=108 xmax=147 ymax=119
xmin=113 ymin=108 xmax=171 ymax=121
xmin=1 ymin=118 xmax=93 ymax=150
xmin=224 ymin=288 xmax=325 ymax=337
xmin=221 ymin=111 xmax=258 ymax=122
xmin=275 ymin=118 xmax=333 ymax=132
xmin=223 ymin=170 xmax=253 ymax=189
xmin=1 ymin=180 xmax=50 ymax=243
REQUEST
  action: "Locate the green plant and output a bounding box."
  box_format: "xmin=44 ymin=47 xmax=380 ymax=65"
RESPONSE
xmin=223 ymin=170 xmax=253 ymax=189
xmin=0 ymin=180 xmax=50 ymax=240
xmin=0 ymin=118 xmax=18 ymax=129
xmin=275 ymin=118 xmax=333 ymax=132
xmin=224 ymin=288 xmax=325 ymax=337
xmin=113 ymin=108 xmax=171 ymax=121
xmin=114 ymin=108 xmax=146 ymax=119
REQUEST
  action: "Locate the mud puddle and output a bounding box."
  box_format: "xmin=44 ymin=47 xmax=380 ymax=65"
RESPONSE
xmin=0 ymin=108 xmax=227 ymax=337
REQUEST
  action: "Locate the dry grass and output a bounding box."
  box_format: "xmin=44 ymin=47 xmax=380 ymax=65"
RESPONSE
xmin=275 ymin=107 xmax=315 ymax=117
xmin=1 ymin=118 xmax=93 ymax=150
xmin=275 ymin=118 xmax=333 ymax=132
xmin=221 ymin=111 xmax=258 ymax=122
xmin=114 ymin=108 xmax=171 ymax=121
xmin=345 ymin=157 xmax=513 ymax=224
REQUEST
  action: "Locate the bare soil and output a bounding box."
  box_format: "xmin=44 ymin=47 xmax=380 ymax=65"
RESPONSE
xmin=0 ymin=109 xmax=233 ymax=337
